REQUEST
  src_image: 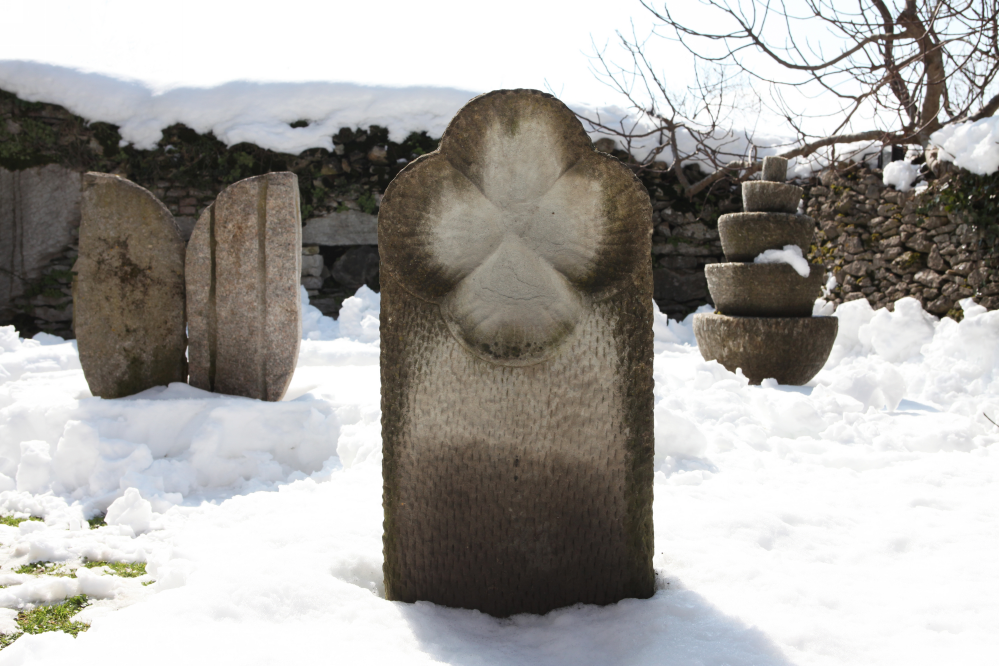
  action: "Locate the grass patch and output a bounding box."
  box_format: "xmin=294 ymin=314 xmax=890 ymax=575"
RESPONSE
xmin=0 ymin=595 xmax=91 ymax=649
xmin=13 ymin=561 xmax=71 ymax=577
xmin=83 ymin=561 xmax=146 ymax=578
xmin=87 ymin=514 xmax=107 ymax=529
xmin=0 ymin=515 xmax=41 ymax=528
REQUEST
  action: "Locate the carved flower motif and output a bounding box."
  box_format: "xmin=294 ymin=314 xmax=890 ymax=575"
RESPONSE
xmin=379 ymin=90 xmax=651 ymax=365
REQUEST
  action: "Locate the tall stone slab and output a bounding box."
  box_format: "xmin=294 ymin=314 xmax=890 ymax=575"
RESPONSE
xmin=186 ymin=172 xmax=302 ymax=402
xmin=0 ymin=165 xmax=81 ymax=319
xmin=74 ymin=173 xmax=186 ymax=398
xmin=379 ymin=89 xmax=655 ymax=617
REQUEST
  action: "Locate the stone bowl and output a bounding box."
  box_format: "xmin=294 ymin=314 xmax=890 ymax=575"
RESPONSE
xmin=705 ymin=262 xmax=824 ymax=317
xmin=742 ymin=181 xmax=802 ymax=213
xmin=717 ymin=212 xmax=816 ymax=262
xmin=693 ymin=313 xmax=838 ymax=385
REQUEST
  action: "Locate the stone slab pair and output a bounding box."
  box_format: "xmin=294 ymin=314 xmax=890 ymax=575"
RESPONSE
xmin=74 ymin=172 xmax=301 ymax=402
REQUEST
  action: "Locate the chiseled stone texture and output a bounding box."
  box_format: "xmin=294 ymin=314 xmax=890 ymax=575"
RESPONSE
xmin=186 ymin=172 xmax=302 ymax=402
xmin=705 ymin=262 xmax=825 ymax=316
xmin=73 ymin=173 xmax=186 ymax=398
xmin=379 ymin=89 xmax=655 ymax=617
xmin=0 ymin=165 xmax=81 ymax=316
xmin=693 ymin=313 xmax=838 ymax=385
xmin=742 ymin=181 xmax=802 ymax=214
xmin=717 ymin=212 xmax=815 ymax=262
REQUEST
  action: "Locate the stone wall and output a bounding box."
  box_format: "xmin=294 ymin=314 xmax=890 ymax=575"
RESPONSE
xmin=2 ymin=86 xmax=996 ymax=338
xmin=804 ymin=166 xmax=997 ymax=317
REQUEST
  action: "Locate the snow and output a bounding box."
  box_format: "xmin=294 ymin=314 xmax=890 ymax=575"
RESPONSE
xmin=0 ymin=61 xmax=901 ymax=174
xmin=0 ymin=286 xmax=997 ymax=664
xmin=882 ymin=159 xmax=923 ymax=191
xmin=754 ymin=245 xmax=811 ymax=277
xmin=931 ymin=116 xmax=999 ymax=176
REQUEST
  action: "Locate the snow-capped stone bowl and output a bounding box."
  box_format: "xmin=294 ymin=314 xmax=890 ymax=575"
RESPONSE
xmin=742 ymin=181 xmax=802 ymax=213
xmin=717 ymin=212 xmax=816 ymax=262
xmin=705 ymin=262 xmax=825 ymax=317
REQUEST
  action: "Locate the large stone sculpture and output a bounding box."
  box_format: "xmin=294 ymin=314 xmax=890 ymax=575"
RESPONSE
xmin=379 ymin=89 xmax=655 ymax=617
xmin=73 ymin=173 xmax=187 ymax=398
xmin=694 ymin=156 xmax=838 ymax=384
xmin=186 ymin=172 xmax=302 ymax=402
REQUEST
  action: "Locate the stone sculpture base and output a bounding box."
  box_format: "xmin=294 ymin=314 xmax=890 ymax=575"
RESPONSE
xmin=693 ymin=313 xmax=838 ymax=385
xmin=705 ymin=263 xmax=824 ymax=317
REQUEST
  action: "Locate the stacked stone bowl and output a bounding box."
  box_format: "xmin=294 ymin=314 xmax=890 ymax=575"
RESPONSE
xmin=693 ymin=156 xmax=838 ymax=385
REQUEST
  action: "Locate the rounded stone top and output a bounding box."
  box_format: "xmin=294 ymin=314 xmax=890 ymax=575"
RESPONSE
xmin=379 ymin=89 xmax=652 ymax=366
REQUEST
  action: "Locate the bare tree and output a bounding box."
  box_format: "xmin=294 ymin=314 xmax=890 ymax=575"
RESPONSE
xmin=584 ymin=0 xmax=999 ymax=197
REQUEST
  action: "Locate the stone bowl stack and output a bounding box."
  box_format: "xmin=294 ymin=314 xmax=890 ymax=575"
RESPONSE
xmin=693 ymin=156 xmax=838 ymax=385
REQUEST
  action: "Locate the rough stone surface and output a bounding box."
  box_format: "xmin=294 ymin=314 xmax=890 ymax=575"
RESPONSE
xmin=379 ymin=89 xmax=655 ymax=617
xmin=762 ymin=156 xmax=788 ymax=182
xmin=742 ymin=181 xmax=802 ymax=214
xmin=705 ymin=262 xmax=825 ymax=316
xmin=693 ymin=313 xmax=838 ymax=385
xmin=73 ymin=173 xmax=187 ymax=398
xmin=186 ymin=172 xmax=302 ymax=402
xmin=301 ymin=209 xmax=378 ymax=246
xmin=331 ymin=246 xmax=379 ymax=289
xmin=718 ymin=212 xmax=816 ymax=261
xmin=0 ymin=165 xmax=81 ymax=317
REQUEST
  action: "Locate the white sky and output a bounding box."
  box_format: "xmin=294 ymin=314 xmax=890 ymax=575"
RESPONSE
xmin=1 ymin=0 xmax=676 ymax=105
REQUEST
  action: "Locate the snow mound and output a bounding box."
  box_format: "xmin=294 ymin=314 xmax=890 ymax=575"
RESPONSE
xmin=754 ymin=245 xmax=810 ymax=277
xmin=883 ymin=160 xmax=923 ymax=191
xmin=1 ymin=287 xmax=999 ymax=664
xmin=931 ymin=116 xmax=999 ymax=175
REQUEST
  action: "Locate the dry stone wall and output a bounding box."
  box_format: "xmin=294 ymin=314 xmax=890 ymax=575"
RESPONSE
xmin=804 ymin=166 xmax=998 ymax=317
xmin=2 ymin=86 xmax=996 ymax=338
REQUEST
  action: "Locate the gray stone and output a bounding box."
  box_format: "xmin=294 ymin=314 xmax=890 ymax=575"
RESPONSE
xmin=301 ymin=276 xmax=324 ymax=290
xmin=331 ymin=246 xmax=379 ymax=289
xmin=301 ymin=253 xmax=323 ymax=277
xmin=186 ymin=172 xmax=302 ymax=402
xmin=842 ymin=260 xmax=872 ymax=277
xmin=653 ymin=268 xmax=709 ymax=305
xmin=762 ymin=156 xmax=788 ymax=182
xmin=914 ymin=269 xmax=944 ymax=289
xmin=693 ymin=314 xmax=838 ymax=385
xmin=302 ymin=245 xmax=320 ymax=255
xmin=705 ymin=262 xmax=825 ymax=317
xmin=742 ymin=181 xmax=802 ymax=213
xmin=717 ymin=212 xmax=815 ymax=261
xmin=301 ymin=209 xmax=378 ymax=246
xmin=73 ymin=173 xmax=187 ymax=398
xmin=379 ymin=89 xmax=655 ymax=617
xmin=927 ymin=245 xmax=946 ymax=271
xmin=0 ymin=165 xmax=81 ymax=318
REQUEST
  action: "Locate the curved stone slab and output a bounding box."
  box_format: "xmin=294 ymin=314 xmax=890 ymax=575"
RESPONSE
xmin=693 ymin=313 xmax=838 ymax=385
xmin=717 ymin=212 xmax=816 ymax=262
xmin=706 ymin=262 xmax=824 ymax=317
xmin=186 ymin=172 xmax=302 ymax=401
xmin=74 ymin=173 xmax=186 ymax=398
xmin=379 ymin=89 xmax=655 ymax=616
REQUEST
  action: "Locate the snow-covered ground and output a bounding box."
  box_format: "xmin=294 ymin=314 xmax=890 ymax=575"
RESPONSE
xmin=0 ymin=288 xmax=996 ymax=665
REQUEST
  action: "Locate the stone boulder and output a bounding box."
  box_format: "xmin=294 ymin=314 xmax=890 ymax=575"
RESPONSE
xmin=301 ymin=209 xmax=378 ymax=246
xmin=186 ymin=172 xmax=302 ymax=402
xmin=73 ymin=173 xmax=187 ymax=398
